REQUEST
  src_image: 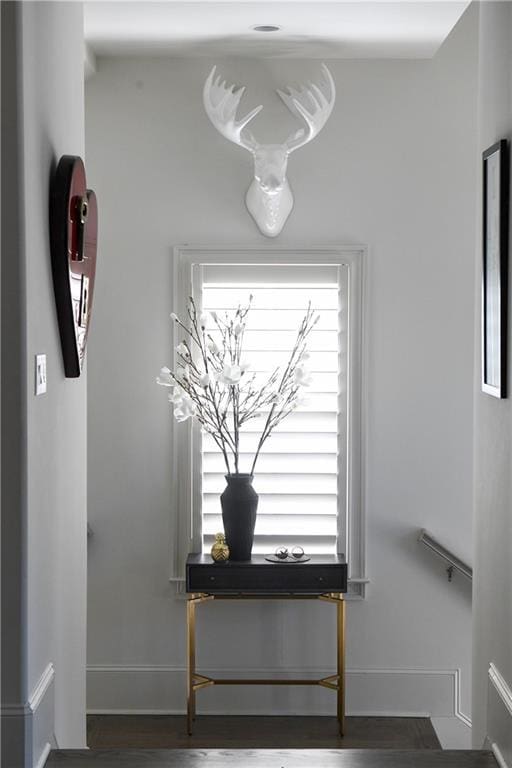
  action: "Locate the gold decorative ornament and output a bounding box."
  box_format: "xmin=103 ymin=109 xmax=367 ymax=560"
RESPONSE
xmin=211 ymin=532 xmax=230 ymax=562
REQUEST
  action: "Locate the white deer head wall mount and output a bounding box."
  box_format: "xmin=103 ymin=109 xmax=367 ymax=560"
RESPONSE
xmin=203 ymin=64 xmax=336 ymax=238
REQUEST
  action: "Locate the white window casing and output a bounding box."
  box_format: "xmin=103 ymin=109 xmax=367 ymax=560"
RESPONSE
xmin=170 ymin=247 xmax=368 ymax=599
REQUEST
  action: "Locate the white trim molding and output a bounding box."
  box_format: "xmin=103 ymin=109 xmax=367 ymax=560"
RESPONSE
xmin=29 ymin=662 xmax=55 ymax=768
xmin=489 ymin=663 xmax=512 ymax=717
xmin=492 ymin=743 xmax=509 ymax=768
xmin=170 ymin=245 xmax=368 ymax=596
xmin=34 ymin=743 xmax=52 ymax=768
xmin=87 ymin=664 xmax=465 ymax=719
xmin=430 ymin=669 xmax=471 ymax=748
xmin=453 ymin=666 xmax=472 ymax=727
xmin=1 ymin=663 xmax=55 ymax=768
xmin=29 ymin=663 xmax=55 ymax=713
xmin=2 ymin=663 xmax=55 ymax=714
xmin=488 ymin=663 xmax=512 ymax=768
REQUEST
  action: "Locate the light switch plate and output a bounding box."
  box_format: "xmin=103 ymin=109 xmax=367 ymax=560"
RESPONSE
xmin=35 ymin=354 xmax=47 ymax=395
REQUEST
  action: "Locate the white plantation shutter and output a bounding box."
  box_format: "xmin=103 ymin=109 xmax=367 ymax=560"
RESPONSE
xmin=198 ymin=263 xmax=346 ymax=556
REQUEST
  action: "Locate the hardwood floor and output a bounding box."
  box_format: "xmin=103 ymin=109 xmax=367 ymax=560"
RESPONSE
xmin=46 ymin=717 xmax=497 ymax=768
xmin=48 ymin=748 xmax=498 ymax=768
xmin=87 ymin=715 xmax=441 ymax=749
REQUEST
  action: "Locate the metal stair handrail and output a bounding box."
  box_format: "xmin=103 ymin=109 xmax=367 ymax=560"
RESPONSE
xmin=418 ymin=528 xmax=472 ymax=581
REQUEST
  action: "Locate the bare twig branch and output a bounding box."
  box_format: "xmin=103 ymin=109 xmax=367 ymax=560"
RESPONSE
xmin=163 ymin=298 xmax=318 ymax=476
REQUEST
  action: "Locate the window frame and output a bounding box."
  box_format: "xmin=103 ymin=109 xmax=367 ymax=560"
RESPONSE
xmin=170 ymin=246 xmax=368 ymax=599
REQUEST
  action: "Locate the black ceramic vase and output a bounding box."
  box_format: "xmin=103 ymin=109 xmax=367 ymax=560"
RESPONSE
xmin=220 ymin=474 xmax=258 ymax=561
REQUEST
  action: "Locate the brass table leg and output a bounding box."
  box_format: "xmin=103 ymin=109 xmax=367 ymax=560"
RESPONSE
xmin=337 ymin=594 xmax=346 ymax=736
xmin=185 ymin=592 xmax=346 ymax=737
xmin=187 ymin=597 xmax=196 ymax=736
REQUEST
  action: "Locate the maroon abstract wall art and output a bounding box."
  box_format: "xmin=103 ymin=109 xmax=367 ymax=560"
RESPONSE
xmin=50 ymin=155 xmax=98 ymax=377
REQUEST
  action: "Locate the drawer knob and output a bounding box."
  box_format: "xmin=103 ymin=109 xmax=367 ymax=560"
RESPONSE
xmin=318 ymin=576 xmax=324 ymax=582
xmin=209 ymin=576 xmax=216 ymax=582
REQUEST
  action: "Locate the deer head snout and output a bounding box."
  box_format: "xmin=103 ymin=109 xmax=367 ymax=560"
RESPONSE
xmin=253 ymin=146 xmax=288 ymax=194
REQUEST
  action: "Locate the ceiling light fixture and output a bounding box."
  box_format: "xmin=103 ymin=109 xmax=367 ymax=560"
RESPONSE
xmin=252 ymin=25 xmax=281 ymax=33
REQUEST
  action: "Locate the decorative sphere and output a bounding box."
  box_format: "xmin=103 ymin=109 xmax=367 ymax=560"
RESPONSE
xmin=291 ymin=546 xmax=304 ymax=560
xmin=275 ymin=546 xmax=288 ymax=560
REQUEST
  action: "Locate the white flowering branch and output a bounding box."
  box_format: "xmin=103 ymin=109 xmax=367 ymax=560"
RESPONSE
xmin=157 ymin=297 xmax=318 ymax=475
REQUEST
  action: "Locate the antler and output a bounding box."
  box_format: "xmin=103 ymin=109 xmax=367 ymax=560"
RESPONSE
xmin=278 ymin=64 xmax=336 ymax=153
xmin=203 ymin=66 xmax=262 ymax=152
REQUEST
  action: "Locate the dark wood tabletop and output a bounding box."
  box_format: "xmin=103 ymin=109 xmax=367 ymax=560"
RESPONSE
xmin=187 ymin=554 xmax=347 ymax=566
xmin=186 ymin=553 xmax=347 ymax=594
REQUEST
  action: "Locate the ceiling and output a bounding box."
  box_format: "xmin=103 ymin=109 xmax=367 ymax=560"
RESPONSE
xmin=84 ymin=1 xmax=470 ymax=59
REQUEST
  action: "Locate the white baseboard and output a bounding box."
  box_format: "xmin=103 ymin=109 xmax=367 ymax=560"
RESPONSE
xmin=29 ymin=663 xmax=55 ymax=768
xmin=0 ymin=663 xmax=55 ymax=768
xmin=492 ymin=743 xmax=509 ymax=768
xmin=87 ymin=665 xmax=468 ymax=720
xmin=431 ymin=716 xmax=471 ymax=749
xmin=34 ymin=743 xmax=52 ymax=768
xmin=488 ymin=663 xmax=512 ymax=768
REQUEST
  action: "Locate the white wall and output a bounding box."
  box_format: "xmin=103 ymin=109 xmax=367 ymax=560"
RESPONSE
xmin=472 ymin=0 xmax=512 ymax=759
xmin=1 ymin=2 xmax=87 ymax=766
xmin=85 ymin=6 xmax=477 ymax=727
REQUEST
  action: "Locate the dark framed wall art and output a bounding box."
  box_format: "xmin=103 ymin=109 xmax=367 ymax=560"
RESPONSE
xmin=482 ymin=139 xmax=509 ymax=398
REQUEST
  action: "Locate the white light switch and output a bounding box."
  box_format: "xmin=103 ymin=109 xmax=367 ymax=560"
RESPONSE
xmin=35 ymin=354 xmax=47 ymax=395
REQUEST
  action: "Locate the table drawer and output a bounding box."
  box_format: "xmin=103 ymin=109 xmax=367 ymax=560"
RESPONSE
xmin=186 ymin=563 xmax=347 ymax=594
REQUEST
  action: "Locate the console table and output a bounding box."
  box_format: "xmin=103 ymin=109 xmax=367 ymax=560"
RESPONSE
xmin=185 ymin=553 xmax=348 ymax=736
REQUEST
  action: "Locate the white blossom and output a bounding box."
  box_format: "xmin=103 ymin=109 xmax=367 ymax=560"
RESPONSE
xmin=294 ymin=366 xmax=312 ymax=387
xmin=199 ymin=373 xmax=211 ymax=388
xmin=157 ymin=300 xmax=319 ymax=475
xmin=168 ymin=386 xmax=185 ymax=404
xmin=217 ymin=364 xmax=242 ymax=386
xmin=174 ymin=395 xmax=195 ymax=423
xmin=156 ymin=366 xmax=173 ymax=387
